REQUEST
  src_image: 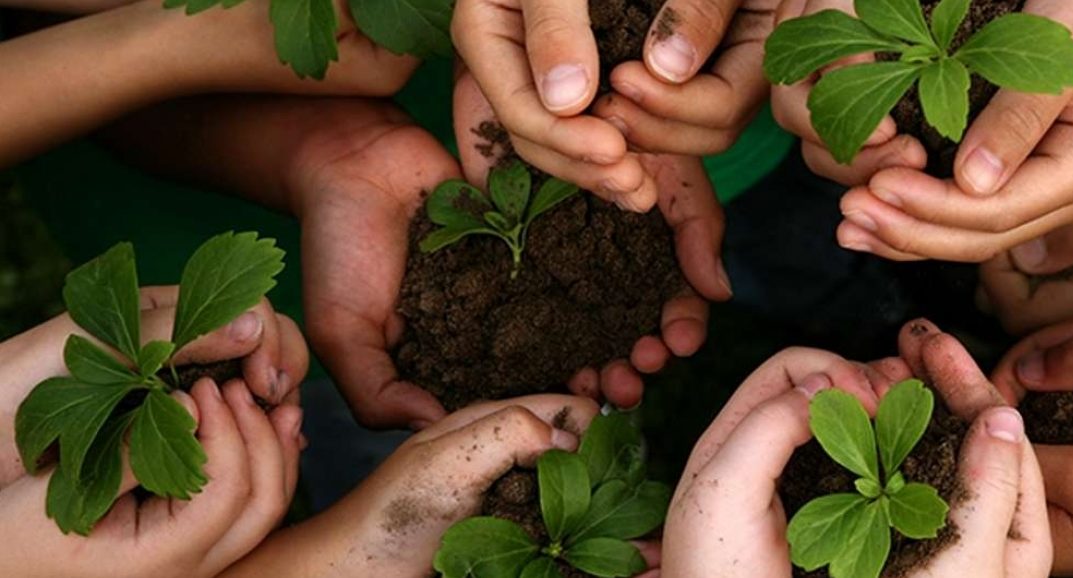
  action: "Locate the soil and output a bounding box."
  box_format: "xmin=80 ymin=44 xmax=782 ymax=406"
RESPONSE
xmin=780 ymin=400 xmax=969 ymax=578
xmin=1022 ymin=391 xmax=1073 ymax=444
xmin=589 ymin=0 xmax=666 ymax=91
xmin=886 ymin=0 xmax=1026 ymax=177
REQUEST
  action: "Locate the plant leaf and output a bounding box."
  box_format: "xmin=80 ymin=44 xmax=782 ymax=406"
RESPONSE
xmin=854 ymin=0 xmax=933 ymax=45
xmin=563 ymin=538 xmax=646 ymax=578
xmin=64 ymin=335 xmax=134 ymax=385
xmin=889 ymin=483 xmax=949 ymax=539
xmin=171 ymin=232 xmax=285 ymax=353
xmin=138 ymin=341 xmax=176 ymax=377
xmin=787 ymin=493 xmax=869 ymax=570
xmin=129 ymin=389 xmax=208 ymax=499
xmin=886 ymin=471 xmax=907 ymax=494
xmin=537 ymin=450 xmax=591 ymax=541
xmin=15 ymin=377 xmax=135 ymax=479
xmin=955 ymin=14 xmax=1073 ymax=94
xmin=270 ymin=0 xmax=338 ymax=80
xmin=433 ymin=517 xmax=538 ymax=578
xmin=810 ymin=389 xmax=880 ymax=481
xmin=62 ymin=242 xmax=140 ymax=363
xmin=808 ymin=61 xmax=921 ymax=164
xmin=419 ymin=226 xmax=502 ymax=253
xmin=764 ymin=10 xmax=906 ymax=85
xmin=484 ymin=212 xmax=516 ymax=233
xmin=855 ymin=478 xmax=882 ymax=499
xmin=930 ymin=0 xmax=970 ymax=51
xmin=162 ymin=0 xmax=246 ymax=15
xmin=527 ymin=179 xmax=580 ymax=224
xmin=828 ymin=500 xmax=891 ymax=578
xmin=578 ymin=412 xmax=643 ymax=488
xmin=918 ymin=58 xmax=971 ymax=141
xmin=488 ymin=161 xmax=531 ymax=224
xmin=521 ymin=557 xmax=564 ymax=578
xmin=875 ymin=379 xmax=934 ymax=476
xmin=571 ymin=480 xmax=671 ymax=543
xmin=348 ymin=0 xmax=453 ymax=58
xmin=428 ymin=180 xmax=494 ymax=229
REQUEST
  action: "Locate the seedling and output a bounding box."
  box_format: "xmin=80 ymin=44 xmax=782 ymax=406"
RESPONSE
xmin=434 ymin=412 xmax=671 ymax=578
xmin=787 ymin=380 xmax=949 ymax=578
xmin=15 ymin=231 xmax=284 ymax=535
xmin=163 ymin=0 xmax=453 ymax=79
xmin=420 ymin=162 xmax=580 ymax=279
xmin=764 ymin=0 xmax=1073 ymax=163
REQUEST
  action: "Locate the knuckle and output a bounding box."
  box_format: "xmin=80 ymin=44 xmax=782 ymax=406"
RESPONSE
xmin=526 ymin=12 xmax=581 ymax=41
xmin=997 ymin=102 xmax=1048 ymax=150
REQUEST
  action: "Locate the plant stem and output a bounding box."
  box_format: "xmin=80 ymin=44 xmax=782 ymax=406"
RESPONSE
xmin=168 ymin=362 xmax=180 ymax=392
xmin=509 ymin=242 xmax=524 ymax=280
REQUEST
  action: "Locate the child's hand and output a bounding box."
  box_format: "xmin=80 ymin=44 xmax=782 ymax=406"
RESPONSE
xmin=978 ymin=224 xmax=1073 ymax=335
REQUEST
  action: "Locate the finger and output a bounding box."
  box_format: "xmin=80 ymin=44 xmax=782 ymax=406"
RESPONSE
xmin=1048 ymin=503 xmax=1073 ymax=576
xmin=567 ymin=367 xmax=601 ymax=399
xmin=860 ymin=357 xmax=913 ymax=399
xmin=896 ymin=318 xmax=943 ymax=379
xmin=992 ymin=320 xmax=1073 ymax=404
xmin=1038 ymin=446 xmax=1073 ymax=573
xmin=600 ymin=360 xmax=645 ymax=410
xmin=142 ymin=307 xmax=264 ymax=367
xmin=1009 ymin=224 xmax=1073 ymax=275
xmin=802 ymin=136 xmax=927 ymax=187
xmin=1004 ymin=431 xmax=1052 ymax=578
xmin=919 ymin=332 xmax=1008 ymax=420
xmin=659 ymin=294 xmax=710 ymax=357
xmin=271 ymin=314 xmax=309 ymax=402
xmin=268 ymin=404 xmax=303 ymax=505
xmin=455 ymin=71 xmax=509 ymax=189
xmin=836 ymin=219 xmax=928 ymax=261
xmin=771 ymin=73 xmax=899 ymax=148
xmin=632 ymin=539 xmax=662 ymax=568
xmin=239 ymin=299 xmax=284 ymax=403
xmin=593 ymin=95 xmax=740 ymax=155
xmin=411 ymin=394 xmax=601 ymax=443
xmin=977 ymin=247 xmax=1073 ymax=336
xmin=519 ymin=0 xmax=600 ymax=115
xmin=644 ymin=0 xmax=741 ymax=83
xmin=138 ymin=285 xmax=179 ymax=309
xmin=631 ymin=335 xmax=672 ymax=374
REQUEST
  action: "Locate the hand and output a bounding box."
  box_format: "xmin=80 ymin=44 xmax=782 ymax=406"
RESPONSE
xmin=979 ymin=223 xmax=1073 ymax=335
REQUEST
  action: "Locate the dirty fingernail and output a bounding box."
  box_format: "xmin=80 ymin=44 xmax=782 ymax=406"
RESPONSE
xmin=649 ymin=34 xmax=696 ymax=82
xmin=872 ymin=186 xmax=903 ymax=209
xmin=963 ymin=147 xmax=1004 ymax=195
xmin=985 ymin=408 xmax=1023 ymax=443
xmin=1016 ymin=350 xmax=1045 ymax=385
xmin=844 ymin=210 xmax=878 ymax=233
xmin=552 ymin=428 xmax=579 ymax=451
xmin=542 ymin=64 xmax=590 ymax=111
xmin=797 ymin=373 xmax=832 ymax=399
xmin=228 ymin=312 xmax=262 ymax=342
xmin=1011 ymin=238 xmax=1048 ymax=270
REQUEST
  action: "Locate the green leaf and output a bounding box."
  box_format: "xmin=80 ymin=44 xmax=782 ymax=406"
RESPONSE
xmin=889 ymin=483 xmax=949 ymax=539
xmin=854 ymin=0 xmax=933 ymax=45
xmin=419 ymin=226 xmax=502 ymax=253
xmin=171 ymin=231 xmax=285 ymax=353
xmin=270 ymin=0 xmax=339 ymax=80
xmin=810 ymin=389 xmax=880 ymax=481
xmin=46 ymin=412 xmax=134 ymax=536
xmin=527 ymin=179 xmax=580 ymax=224
xmin=571 ymin=480 xmax=671 ymax=543
xmin=62 ymin=242 xmax=140 ymax=363
xmin=15 ymin=377 xmax=135 ymax=479
xmin=875 ymin=379 xmax=934 ymax=476
xmin=163 ymin=0 xmax=246 ymax=15
xmin=918 ymin=58 xmax=971 ymax=141
xmin=521 ymin=557 xmax=564 ymax=578
xmin=764 ymin=10 xmax=906 ymax=85
xmin=930 ymin=0 xmax=970 ymax=51
xmin=537 ymin=450 xmax=591 ymax=541
xmin=808 ymin=61 xmax=921 ymax=164
xmin=129 ymin=389 xmax=207 ymax=499
xmin=428 ymin=180 xmax=494 ymax=229
xmin=64 ymin=335 xmax=134 ymax=385
xmin=348 ymin=0 xmax=453 ymax=58
xmin=484 ymin=212 xmax=516 ymax=234
xmin=488 ymin=161 xmax=532 ymax=224
xmin=563 ymin=538 xmax=646 ymax=578
xmin=433 ymin=517 xmax=539 ymax=578
xmin=886 ymin=471 xmax=907 ymax=494
xmin=828 ymin=500 xmax=891 ymax=578
xmin=855 ymin=478 xmax=882 ymax=499
xmin=578 ymin=413 xmax=643 ymax=488
xmin=955 ymin=14 xmax=1073 ymax=94
xmin=787 ymin=493 xmax=869 ymax=570
xmin=138 ymin=341 xmax=176 ymax=378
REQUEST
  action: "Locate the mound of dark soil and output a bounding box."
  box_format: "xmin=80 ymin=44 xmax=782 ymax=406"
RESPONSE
xmin=1022 ymin=391 xmax=1073 ymax=443
xmin=590 ymin=0 xmax=666 ymax=90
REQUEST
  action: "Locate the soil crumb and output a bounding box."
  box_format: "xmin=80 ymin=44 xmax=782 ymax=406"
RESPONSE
xmin=1022 ymin=391 xmax=1073 ymax=444
xmin=589 ymin=0 xmax=666 ymax=90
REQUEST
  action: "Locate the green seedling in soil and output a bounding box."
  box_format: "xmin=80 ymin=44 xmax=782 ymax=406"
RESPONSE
xmin=163 ymin=0 xmax=453 ymax=79
xmin=14 ymin=231 xmax=284 ymax=535
xmin=434 ymin=412 xmax=671 ymax=578
xmin=787 ymin=379 xmax=949 ymax=578
xmin=420 ymin=161 xmax=580 ymax=280
xmin=764 ymin=0 xmax=1073 ymax=163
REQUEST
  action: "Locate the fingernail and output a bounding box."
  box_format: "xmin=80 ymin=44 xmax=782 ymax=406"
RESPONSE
xmin=601 ymin=178 xmax=634 ymax=197
xmin=606 ymin=116 xmax=629 ymax=137
xmin=614 ymin=81 xmax=642 ymax=103
xmin=584 ymin=152 xmax=619 ymax=165
xmin=228 ymin=312 xmax=262 ymax=342
xmin=210 ymin=381 xmax=223 ymax=400
xmin=1016 ymin=350 xmax=1045 ymax=385
xmin=410 ymin=420 xmax=432 ymax=431
xmin=649 ymin=34 xmax=696 ymax=82
xmin=290 ymin=409 xmax=304 ymax=439
xmin=551 ymin=428 xmax=579 ymax=451
xmin=985 ymin=408 xmax=1023 ymax=443
xmin=715 ymin=259 xmax=733 ymax=297
xmin=541 ymin=64 xmax=590 ymax=111
xmin=844 ymin=211 xmax=878 ymax=233
xmin=963 ymin=147 xmax=1004 ymax=195
xmin=239 ymin=383 xmax=256 ymax=406
xmin=274 ymin=370 xmax=291 ymax=402
xmin=872 ymin=186 xmax=903 ymax=209
xmin=840 ymin=239 xmax=874 ymax=253
xmin=1011 ymin=238 xmax=1048 ymax=270
xmin=796 ymin=373 xmax=832 ymax=399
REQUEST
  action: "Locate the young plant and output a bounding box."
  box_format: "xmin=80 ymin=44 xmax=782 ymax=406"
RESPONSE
xmin=433 ymin=412 xmax=671 ymax=578
xmin=15 ymin=231 xmax=284 ymax=535
xmin=420 ymin=161 xmax=580 ymax=279
xmin=787 ymin=379 xmax=949 ymax=578
xmin=164 ymin=0 xmax=453 ymax=79
xmin=764 ymin=0 xmax=1073 ymax=163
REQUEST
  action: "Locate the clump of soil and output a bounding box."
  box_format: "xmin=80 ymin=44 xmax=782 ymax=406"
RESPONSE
xmin=589 ymin=0 xmax=666 ymax=90
xmin=887 ymin=0 xmax=1025 ymax=176
xmin=166 ymin=359 xmax=244 ymax=392
xmin=1021 ymin=391 xmax=1073 ymax=443
xmin=780 ymin=401 xmax=969 ymax=578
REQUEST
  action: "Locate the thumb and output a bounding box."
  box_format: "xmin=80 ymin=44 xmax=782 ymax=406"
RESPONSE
xmin=520 ymin=0 xmax=600 ymax=115
xmin=644 ymin=0 xmax=742 ymax=83
xmin=1009 ymin=224 xmax=1073 ymax=275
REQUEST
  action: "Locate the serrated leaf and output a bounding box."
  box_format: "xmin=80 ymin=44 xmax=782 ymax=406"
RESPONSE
xmin=172 ymin=231 xmax=284 ymax=353
xmin=564 ymin=538 xmax=646 ymax=578
xmin=419 ymin=226 xmax=502 ymax=253
xmin=129 ymin=389 xmax=207 ymax=499
xmin=571 ymin=480 xmax=671 ymax=544
xmin=855 ymin=0 xmax=933 ymax=45
xmin=889 ymin=483 xmax=948 ymax=539
xmin=955 ymin=14 xmax=1073 ymax=94
xmin=764 ymin=10 xmax=906 ymax=85
xmin=433 ymin=517 xmax=538 ymax=578
xmin=875 ymin=379 xmax=934 ymax=476
xmin=64 ymin=335 xmax=135 ymax=384
xmin=489 ymin=162 xmax=531 ymax=224
xmin=270 ymin=0 xmax=339 ymax=80
xmin=919 ymin=58 xmax=971 ymax=141
xmin=788 ymin=493 xmax=869 ymax=570
xmin=63 ymin=242 xmax=140 ymax=363
xmin=828 ymin=500 xmax=890 ymax=578
xmin=15 ymin=377 xmax=136 ymax=480
xmin=348 ymin=0 xmax=453 ymax=58
xmin=538 ymin=450 xmax=591 ymax=541
xmin=809 ymin=61 xmax=921 ymax=164
xmin=810 ymin=389 xmax=880 ymax=481
xmin=578 ymin=413 xmax=643 ymax=488
xmin=428 ymin=180 xmax=494 ymax=229
xmin=138 ymin=341 xmax=176 ymax=377
xmin=527 ymin=179 xmax=580 ymax=224
xmin=930 ymin=0 xmax=970 ymax=51
xmin=521 ymin=557 xmax=564 ymax=578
